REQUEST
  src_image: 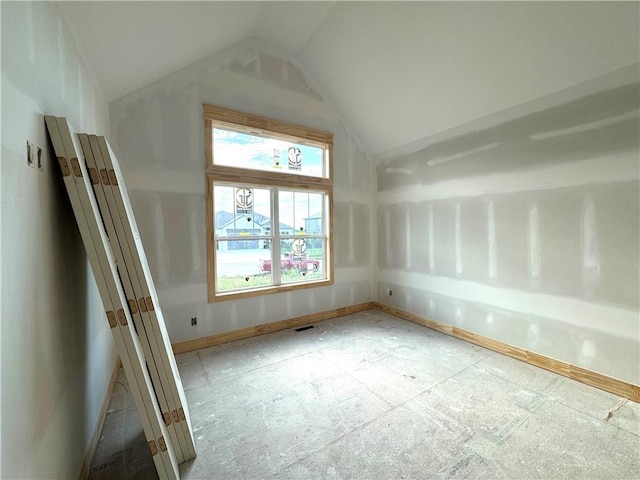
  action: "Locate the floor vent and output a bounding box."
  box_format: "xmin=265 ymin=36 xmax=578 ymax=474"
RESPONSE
xmin=295 ymin=325 xmax=315 ymax=332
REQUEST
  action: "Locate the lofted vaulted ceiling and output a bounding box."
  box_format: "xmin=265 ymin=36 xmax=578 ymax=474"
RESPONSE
xmin=55 ymin=1 xmax=639 ymax=158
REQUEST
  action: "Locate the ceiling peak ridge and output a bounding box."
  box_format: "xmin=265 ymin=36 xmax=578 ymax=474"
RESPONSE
xmin=223 ymin=37 xmax=372 ymax=161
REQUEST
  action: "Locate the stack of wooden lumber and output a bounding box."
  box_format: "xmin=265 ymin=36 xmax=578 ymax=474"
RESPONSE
xmin=45 ymin=116 xmax=195 ymax=480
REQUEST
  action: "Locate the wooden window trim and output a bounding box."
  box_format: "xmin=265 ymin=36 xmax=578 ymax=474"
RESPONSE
xmin=204 ymin=105 xmax=334 ymax=302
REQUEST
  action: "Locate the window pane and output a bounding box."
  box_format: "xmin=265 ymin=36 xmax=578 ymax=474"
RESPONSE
xmin=214 ymin=185 xmax=272 ymax=236
xmin=278 ymin=190 xmax=326 ymax=235
xmin=306 ymin=193 xmax=324 ymax=235
xmin=215 ymin=240 xmax=273 ymax=292
xmin=280 ymin=238 xmax=325 ymax=284
xmin=213 ymin=127 xmax=326 ymax=178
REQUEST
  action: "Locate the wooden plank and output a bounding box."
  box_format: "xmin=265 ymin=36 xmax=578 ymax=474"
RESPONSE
xmin=205 ymin=165 xmax=332 ymax=189
xmin=80 ymin=134 xmax=188 ymax=462
xmin=45 ymin=116 xmax=179 ymax=479
xmin=95 ymin=136 xmax=196 ymax=460
xmin=89 ymin=134 xmax=191 ymax=458
xmin=212 ymin=278 xmax=334 ymax=303
xmin=172 ymin=302 xmax=374 ymax=354
xmin=203 ymin=103 xmax=333 ymax=146
xmin=373 ymin=302 xmax=640 ymax=403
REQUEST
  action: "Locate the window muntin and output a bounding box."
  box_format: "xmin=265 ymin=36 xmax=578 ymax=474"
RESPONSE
xmin=212 ymin=183 xmax=328 ymax=295
xmin=204 ymin=104 xmax=333 ymax=302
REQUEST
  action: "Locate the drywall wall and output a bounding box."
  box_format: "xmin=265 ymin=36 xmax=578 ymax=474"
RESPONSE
xmin=109 ymin=38 xmax=373 ymax=343
xmin=1 ymin=2 xmax=116 ymax=478
xmin=376 ymin=70 xmax=640 ymax=385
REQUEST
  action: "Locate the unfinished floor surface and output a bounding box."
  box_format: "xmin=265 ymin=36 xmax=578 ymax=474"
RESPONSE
xmin=88 ymin=310 xmax=639 ymax=479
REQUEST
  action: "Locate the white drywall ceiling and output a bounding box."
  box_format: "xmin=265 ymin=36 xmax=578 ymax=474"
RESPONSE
xmin=54 ymin=1 xmax=335 ymax=103
xmin=55 ymin=1 xmax=639 ymax=157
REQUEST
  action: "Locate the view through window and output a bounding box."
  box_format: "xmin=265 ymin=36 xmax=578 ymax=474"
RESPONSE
xmin=204 ymin=105 xmax=334 ymax=301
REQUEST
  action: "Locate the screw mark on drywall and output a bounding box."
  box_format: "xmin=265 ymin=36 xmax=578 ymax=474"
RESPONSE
xmin=528 ymin=203 xmax=541 ymax=286
xmin=488 ymin=200 xmax=497 ymax=279
xmin=455 ymin=204 xmax=463 ymax=275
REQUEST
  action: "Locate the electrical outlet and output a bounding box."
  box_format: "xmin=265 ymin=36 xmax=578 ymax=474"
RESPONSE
xmin=387 ymin=289 xmax=393 ymax=296
xmin=191 ymin=317 xmax=198 ymax=326
xmin=27 ymin=141 xmax=43 ymax=170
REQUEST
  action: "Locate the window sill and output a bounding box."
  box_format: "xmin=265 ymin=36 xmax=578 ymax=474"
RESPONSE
xmin=209 ymin=278 xmax=334 ymax=302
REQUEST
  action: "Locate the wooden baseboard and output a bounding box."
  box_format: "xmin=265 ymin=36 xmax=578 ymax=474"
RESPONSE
xmin=172 ymin=302 xmax=374 ymax=355
xmin=374 ymin=302 xmax=640 ymax=403
xmin=78 ymin=357 xmax=122 ymax=480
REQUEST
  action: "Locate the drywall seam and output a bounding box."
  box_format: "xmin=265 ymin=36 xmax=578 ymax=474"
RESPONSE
xmin=373 ymin=64 xmax=640 ymax=164
xmin=582 ymin=197 xmax=600 ymax=297
xmin=428 ymin=203 xmax=435 ymax=272
xmin=371 ymin=149 xmax=378 ymax=301
xmin=377 ymin=269 xmax=639 ymax=339
xmin=377 ymin=153 xmax=639 ymax=203
xmin=120 ymin=174 xmax=372 ymax=205
xmin=405 ymin=208 xmax=411 ymax=270
xmin=488 ymin=200 xmax=497 ymax=279
xmin=530 ymin=111 xmax=639 ymax=140
xmin=528 ymin=203 xmax=541 ymax=286
xmin=455 ymin=204 xmax=462 ymax=275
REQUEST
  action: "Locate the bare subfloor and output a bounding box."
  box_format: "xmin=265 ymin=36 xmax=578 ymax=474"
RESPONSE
xmin=89 ymin=310 xmax=639 ymax=479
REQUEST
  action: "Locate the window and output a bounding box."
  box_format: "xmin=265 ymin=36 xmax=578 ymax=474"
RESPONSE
xmin=204 ymin=104 xmax=333 ymax=301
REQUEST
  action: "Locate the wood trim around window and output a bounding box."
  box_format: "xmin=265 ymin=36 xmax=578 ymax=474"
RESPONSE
xmin=204 ymin=105 xmax=334 ymax=302
xmin=204 ymin=104 xmax=334 ymax=147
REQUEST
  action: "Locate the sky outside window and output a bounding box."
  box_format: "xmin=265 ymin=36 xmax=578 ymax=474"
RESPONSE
xmin=213 ymin=128 xmax=324 ymax=178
